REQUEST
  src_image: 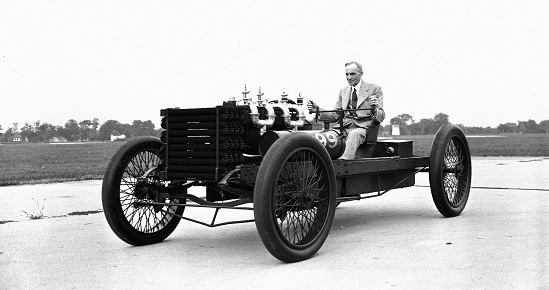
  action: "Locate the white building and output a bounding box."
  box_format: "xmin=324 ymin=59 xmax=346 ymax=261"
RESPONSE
xmin=110 ymin=130 xmax=126 ymax=141
xmin=392 ymin=125 xmax=400 ymax=136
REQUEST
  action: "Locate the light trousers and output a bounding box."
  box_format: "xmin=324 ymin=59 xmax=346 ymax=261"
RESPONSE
xmin=339 ymin=123 xmax=368 ymax=159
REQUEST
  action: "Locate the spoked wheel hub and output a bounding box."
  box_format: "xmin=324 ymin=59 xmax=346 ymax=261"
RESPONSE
xmin=133 ymin=179 xmax=168 ymax=212
xmin=133 ymin=182 xmax=154 ymax=201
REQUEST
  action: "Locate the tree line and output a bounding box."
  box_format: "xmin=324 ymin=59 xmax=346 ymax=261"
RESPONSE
xmin=0 ymin=119 xmax=160 ymax=143
xmin=386 ymin=113 xmax=549 ymax=135
xmin=1 ymin=113 xmax=547 ymax=143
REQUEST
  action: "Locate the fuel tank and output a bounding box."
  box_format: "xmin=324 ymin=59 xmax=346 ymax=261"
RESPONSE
xmin=258 ymin=129 xmax=345 ymax=159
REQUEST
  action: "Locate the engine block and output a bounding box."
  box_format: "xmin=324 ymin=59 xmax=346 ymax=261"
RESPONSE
xmin=159 ymin=99 xmax=306 ymax=183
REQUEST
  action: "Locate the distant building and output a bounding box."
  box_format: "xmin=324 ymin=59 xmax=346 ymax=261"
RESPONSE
xmin=12 ymin=133 xmax=23 ymax=143
xmin=110 ymin=130 xmax=126 ymax=141
xmin=392 ymin=125 xmax=401 ymax=136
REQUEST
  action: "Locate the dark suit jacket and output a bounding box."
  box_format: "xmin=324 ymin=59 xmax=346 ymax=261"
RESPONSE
xmin=319 ymin=80 xmax=385 ymax=128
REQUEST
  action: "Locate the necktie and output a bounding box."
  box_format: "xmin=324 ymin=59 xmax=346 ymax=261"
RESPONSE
xmin=350 ymin=88 xmax=358 ymax=118
xmin=351 ymin=88 xmax=358 ymax=109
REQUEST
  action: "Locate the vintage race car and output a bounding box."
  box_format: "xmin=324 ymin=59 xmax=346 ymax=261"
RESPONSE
xmin=102 ymin=88 xmax=472 ymax=262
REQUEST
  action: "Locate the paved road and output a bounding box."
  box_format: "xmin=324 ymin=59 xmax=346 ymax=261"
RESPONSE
xmin=1 ymin=157 xmax=548 ymax=289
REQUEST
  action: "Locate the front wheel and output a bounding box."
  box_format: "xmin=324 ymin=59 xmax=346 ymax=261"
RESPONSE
xmin=102 ymin=137 xmax=185 ymax=245
xmin=429 ymin=124 xmax=472 ymax=217
xmin=254 ymin=133 xmax=337 ymax=262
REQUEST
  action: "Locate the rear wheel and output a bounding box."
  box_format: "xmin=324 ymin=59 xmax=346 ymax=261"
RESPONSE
xmin=254 ymin=133 xmax=337 ymax=262
xmin=429 ymin=124 xmax=472 ymax=217
xmin=102 ymin=137 xmax=185 ymax=245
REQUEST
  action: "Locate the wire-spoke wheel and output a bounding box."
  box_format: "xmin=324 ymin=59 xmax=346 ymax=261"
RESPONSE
xmin=429 ymin=124 xmax=472 ymax=217
xmin=254 ymin=133 xmax=336 ymax=262
xmin=102 ymin=137 xmax=184 ymax=245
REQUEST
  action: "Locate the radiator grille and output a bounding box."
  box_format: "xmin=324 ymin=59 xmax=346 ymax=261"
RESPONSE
xmin=159 ymin=105 xmax=249 ymax=181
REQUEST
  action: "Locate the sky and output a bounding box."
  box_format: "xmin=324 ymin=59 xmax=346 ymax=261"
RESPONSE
xmin=1 ymin=0 xmax=548 ymax=133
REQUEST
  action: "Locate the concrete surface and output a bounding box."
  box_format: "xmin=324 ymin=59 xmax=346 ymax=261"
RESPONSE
xmin=0 ymin=157 xmax=548 ymax=289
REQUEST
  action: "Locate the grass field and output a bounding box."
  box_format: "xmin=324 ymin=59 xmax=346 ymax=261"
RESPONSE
xmin=1 ymin=134 xmax=548 ymax=186
xmin=0 ymin=142 xmax=124 ymax=186
xmin=391 ymin=133 xmax=549 ymax=157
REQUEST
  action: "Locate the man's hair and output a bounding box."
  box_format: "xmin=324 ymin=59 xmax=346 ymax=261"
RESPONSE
xmin=345 ymin=61 xmax=363 ymax=73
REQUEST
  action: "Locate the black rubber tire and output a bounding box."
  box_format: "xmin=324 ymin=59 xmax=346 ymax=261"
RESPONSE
xmin=254 ymin=133 xmax=337 ymax=262
xmin=429 ymin=124 xmax=472 ymax=217
xmin=102 ymin=137 xmax=185 ymax=245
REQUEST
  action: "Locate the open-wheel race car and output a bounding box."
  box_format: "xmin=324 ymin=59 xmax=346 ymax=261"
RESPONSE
xmin=102 ymin=88 xmax=472 ymax=263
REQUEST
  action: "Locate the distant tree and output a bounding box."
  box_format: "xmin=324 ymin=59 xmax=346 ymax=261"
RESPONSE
xmin=411 ymin=118 xmax=438 ymax=135
xmin=92 ymin=118 xmax=99 ymax=129
xmin=433 ymin=113 xmax=450 ymax=127
xmin=20 ymin=122 xmax=38 ymax=142
xmin=119 ymin=123 xmax=133 ymax=138
xmin=86 ymin=118 xmax=101 ymax=141
xmin=37 ymin=122 xmax=57 ymax=142
xmin=390 ymin=113 xmax=414 ymax=135
xmin=408 ymin=119 xmax=425 ymax=135
xmin=130 ymin=120 xmax=143 ymax=137
xmin=97 ymin=119 xmax=158 ymax=140
xmin=526 ymin=119 xmax=540 ymax=133
xmin=390 ymin=113 xmax=451 ymax=135
xmin=1 ymin=127 xmax=15 ymax=143
xmin=142 ymin=120 xmax=156 ymax=136
xmin=517 ymin=120 xmax=540 ymax=133
xmin=389 ymin=116 xmax=402 ymax=127
xmin=61 ymin=119 xmax=80 ymax=141
xmin=424 ymin=118 xmax=437 ymax=134
xmin=131 ymin=120 xmax=156 ymax=137
xmin=540 ymin=120 xmax=549 ymax=133
xmin=497 ymin=122 xmax=518 ymax=133
xmin=465 ymin=126 xmax=497 ymax=135
xmin=78 ymin=119 xmax=99 ymax=141
xmin=97 ymin=120 xmax=123 ymax=141
xmin=397 ymin=113 xmax=414 ymax=125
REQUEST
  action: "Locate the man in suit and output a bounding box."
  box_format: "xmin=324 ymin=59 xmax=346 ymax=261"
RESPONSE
xmin=308 ymin=61 xmax=385 ymax=159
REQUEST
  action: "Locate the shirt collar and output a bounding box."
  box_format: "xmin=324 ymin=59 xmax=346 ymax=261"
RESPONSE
xmin=352 ymin=79 xmax=362 ymax=92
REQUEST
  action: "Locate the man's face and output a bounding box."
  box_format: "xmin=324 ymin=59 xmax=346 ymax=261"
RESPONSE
xmin=345 ymin=64 xmax=363 ymax=87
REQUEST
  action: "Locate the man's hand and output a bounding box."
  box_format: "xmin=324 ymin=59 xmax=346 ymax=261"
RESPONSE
xmin=307 ymin=100 xmax=319 ymax=114
xmin=369 ymin=95 xmax=379 ymax=107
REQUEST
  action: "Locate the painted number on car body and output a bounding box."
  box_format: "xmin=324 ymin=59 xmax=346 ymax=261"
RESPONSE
xmin=315 ymin=131 xmax=338 ymax=149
